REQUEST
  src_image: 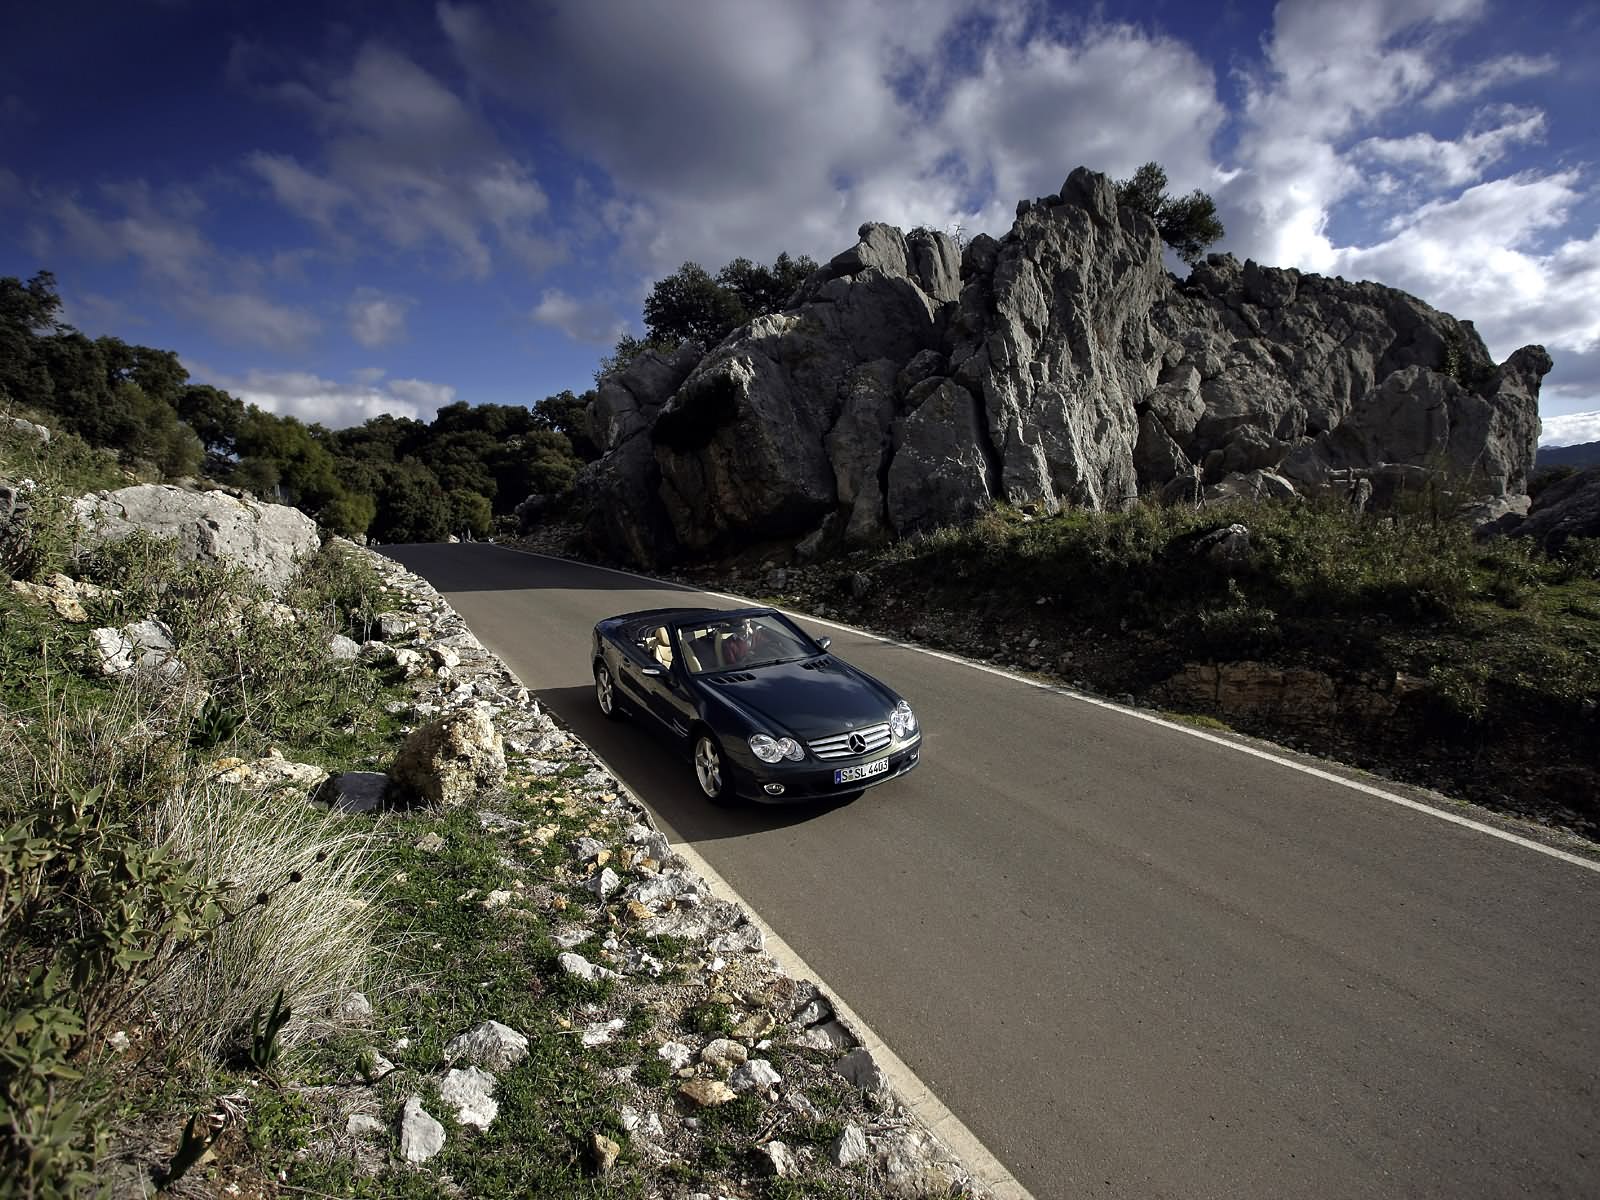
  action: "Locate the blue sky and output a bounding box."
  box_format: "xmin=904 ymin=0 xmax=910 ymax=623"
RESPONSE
xmin=3 ymin=0 xmax=1598 ymax=444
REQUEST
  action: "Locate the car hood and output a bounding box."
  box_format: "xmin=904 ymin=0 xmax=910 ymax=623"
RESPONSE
xmin=700 ymin=657 xmax=897 ymax=741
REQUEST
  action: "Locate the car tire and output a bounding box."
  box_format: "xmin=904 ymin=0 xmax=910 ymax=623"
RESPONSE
xmin=595 ymin=662 xmax=621 ymax=721
xmin=693 ymin=733 xmax=734 ymax=805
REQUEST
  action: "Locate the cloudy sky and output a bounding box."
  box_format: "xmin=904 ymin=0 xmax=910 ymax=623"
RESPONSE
xmin=3 ymin=0 xmax=1598 ymax=445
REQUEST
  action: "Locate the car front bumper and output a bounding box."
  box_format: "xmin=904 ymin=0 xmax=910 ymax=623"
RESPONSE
xmin=728 ymin=737 xmax=922 ymax=804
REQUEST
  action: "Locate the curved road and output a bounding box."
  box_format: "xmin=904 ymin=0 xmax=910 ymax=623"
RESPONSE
xmin=384 ymin=543 xmax=1599 ymax=1199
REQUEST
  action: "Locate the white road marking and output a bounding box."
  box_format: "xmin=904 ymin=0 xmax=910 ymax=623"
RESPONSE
xmin=496 ymin=542 xmax=1600 ymax=875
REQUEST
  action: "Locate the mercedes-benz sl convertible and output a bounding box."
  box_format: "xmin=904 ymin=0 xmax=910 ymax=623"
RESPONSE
xmin=591 ymin=606 xmax=922 ymax=804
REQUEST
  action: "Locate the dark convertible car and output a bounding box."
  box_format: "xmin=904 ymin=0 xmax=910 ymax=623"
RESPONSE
xmin=591 ymin=606 xmax=921 ymax=804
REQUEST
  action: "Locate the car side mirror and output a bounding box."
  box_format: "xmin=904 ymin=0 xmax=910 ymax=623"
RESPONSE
xmin=816 ymin=636 xmax=832 ymax=651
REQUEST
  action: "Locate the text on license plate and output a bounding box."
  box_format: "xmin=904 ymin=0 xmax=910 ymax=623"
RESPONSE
xmin=835 ymin=757 xmax=890 ymax=785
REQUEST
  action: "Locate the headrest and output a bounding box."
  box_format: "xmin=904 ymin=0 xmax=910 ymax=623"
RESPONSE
xmin=654 ymin=627 xmax=671 ymax=647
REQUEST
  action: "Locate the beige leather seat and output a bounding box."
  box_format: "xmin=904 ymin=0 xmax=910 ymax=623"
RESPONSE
xmin=651 ymin=626 xmax=673 ymax=669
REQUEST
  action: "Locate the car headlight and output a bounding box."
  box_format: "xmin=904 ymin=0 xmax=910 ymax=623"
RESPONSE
xmin=749 ymin=734 xmax=805 ymax=763
xmin=889 ymin=700 xmax=917 ymax=739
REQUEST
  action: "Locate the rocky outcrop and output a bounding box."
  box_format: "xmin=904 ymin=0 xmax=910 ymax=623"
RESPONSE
xmin=72 ymin=484 xmax=320 ymax=594
xmin=1514 ymin=466 xmax=1600 ymax=549
xmin=573 ymin=168 xmax=1550 ymax=567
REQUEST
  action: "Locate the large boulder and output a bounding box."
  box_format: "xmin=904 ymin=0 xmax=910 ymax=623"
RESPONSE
xmin=1280 ymin=349 xmax=1548 ymax=496
xmin=72 ymin=485 xmax=319 ymax=594
xmin=947 ymin=167 xmax=1164 ymax=513
xmin=1514 ymin=466 xmax=1600 ymax=550
xmin=389 ymin=706 xmax=506 ymax=806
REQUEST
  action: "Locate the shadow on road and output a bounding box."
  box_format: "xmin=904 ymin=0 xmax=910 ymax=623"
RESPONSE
xmin=379 ymin=543 xmax=699 ymax=595
xmin=538 ymin=685 xmax=859 ymax=842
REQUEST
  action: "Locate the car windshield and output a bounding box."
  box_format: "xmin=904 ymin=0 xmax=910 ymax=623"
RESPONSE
xmin=677 ymin=614 xmax=817 ymax=674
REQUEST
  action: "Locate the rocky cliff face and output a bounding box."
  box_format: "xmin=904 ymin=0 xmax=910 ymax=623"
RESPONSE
xmin=576 ymin=167 xmax=1550 ymax=566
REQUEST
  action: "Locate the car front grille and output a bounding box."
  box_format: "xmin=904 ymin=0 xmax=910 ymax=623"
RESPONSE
xmin=807 ymin=721 xmax=892 ymax=760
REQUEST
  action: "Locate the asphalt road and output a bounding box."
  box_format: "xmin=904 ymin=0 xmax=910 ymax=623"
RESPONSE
xmin=384 ymin=542 xmax=1599 ymax=1199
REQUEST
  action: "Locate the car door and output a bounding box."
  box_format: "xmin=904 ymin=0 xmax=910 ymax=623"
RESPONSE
xmin=638 ymin=632 xmax=700 ymax=740
xmin=613 ymin=622 xmax=668 ymax=721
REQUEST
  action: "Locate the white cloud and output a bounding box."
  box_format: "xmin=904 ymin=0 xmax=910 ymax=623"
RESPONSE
xmin=192 ymin=366 xmax=454 ymax=428
xmin=442 ymin=1 xmax=1225 ymax=274
xmin=48 ymin=183 xmax=320 ymax=350
xmin=1355 ymin=106 xmax=1545 ymax=189
xmin=347 ymin=288 xmax=412 ymax=348
xmin=1540 ymin=410 xmax=1600 ymax=447
xmin=530 ymin=288 xmax=628 ymax=345
xmin=1421 ymin=52 xmax=1556 ymax=111
xmin=242 ymin=44 xmax=561 ymax=277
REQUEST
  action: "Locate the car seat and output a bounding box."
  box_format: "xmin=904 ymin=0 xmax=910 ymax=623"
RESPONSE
xmin=651 ymin=626 xmax=673 ymax=669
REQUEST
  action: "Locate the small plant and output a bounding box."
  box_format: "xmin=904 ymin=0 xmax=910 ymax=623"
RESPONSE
xmin=155 ymin=1108 xmax=228 ymax=1192
xmin=189 ymin=695 xmax=243 ymax=751
xmin=247 ymin=988 xmax=292 ymax=1070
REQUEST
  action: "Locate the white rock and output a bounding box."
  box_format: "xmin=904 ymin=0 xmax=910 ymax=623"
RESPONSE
xmin=557 ymin=952 xmax=618 ymax=983
xmin=553 ymin=928 xmax=590 ymax=950
xmin=758 ymin=1140 xmax=800 ymax=1177
xmin=444 ymin=1020 xmax=529 ymax=1071
xmin=89 ymin=627 xmax=134 ymax=675
xmin=329 ymin=634 xmax=361 ymax=660
xmin=585 ymin=867 xmax=621 ymax=901
xmin=794 ymin=997 xmax=832 ymax=1026
xmin=346 ymin=1113 xmax=385 ymax=1139
xmin=621 ymin=1104 xmax=664 ymax=1139
xmin=730 ymin=1058 xmax=781 ymax=1094
xmin=581 ymin=1019 xmax=625 ymax=1047
xmin=336 ymin=992 xmax=373 ymax=1022
xmin=398 ymin=1097 xmax=445 ymax=1163
xmin=834 ymin=1047 xmax=888 ymax=1094
xmin=830 ymin=1122 xmax=869 ymax=1166
xmin=656 ymin=1041 xmax=693 ymax=1071
xmin=796 ymin=1020 xmax=854 ymax=1052
xmin=428 ymin=644 xmax=461 ymax=670
xmin=699 ymin=1038 xmax=748 ymax=1071
xmin=439 ymin=1065 xmax=499 ymax=1131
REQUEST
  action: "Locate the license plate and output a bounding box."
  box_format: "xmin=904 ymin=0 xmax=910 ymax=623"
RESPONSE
xmin=835 ymin=757 xmax=890 ymax=785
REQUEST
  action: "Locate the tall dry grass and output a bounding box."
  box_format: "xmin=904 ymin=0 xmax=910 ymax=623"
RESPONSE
xmin=140 ymin=781 xmax=383 ymax=1058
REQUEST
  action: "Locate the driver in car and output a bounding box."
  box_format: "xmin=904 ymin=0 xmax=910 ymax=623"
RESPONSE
xmin=720 ymin=618 xmax=751 ymax=665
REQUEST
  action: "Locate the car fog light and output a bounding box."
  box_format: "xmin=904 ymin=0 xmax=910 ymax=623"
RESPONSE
xmin=764 ymin=783 xmax=785 ymax=796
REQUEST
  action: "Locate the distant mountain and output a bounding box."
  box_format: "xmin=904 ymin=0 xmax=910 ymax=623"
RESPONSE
xmin=1536 ymin=441 xmax=1600 ymax=470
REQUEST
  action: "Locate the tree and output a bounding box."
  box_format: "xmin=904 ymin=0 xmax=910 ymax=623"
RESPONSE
xmin=715 ymin=252 xmax=815 ymax=319
xmin=643 ymin=262 xmax=746 ymax=348
xmin=176 ymin=384 xmax=245 ymax=455
xmin=1113 ymin=162 xmax=1225 ymax=265
xmin=0 ymin=271 xmax=65 ymax=408
xmin=533 ymin=389 xmax=598 ymax=461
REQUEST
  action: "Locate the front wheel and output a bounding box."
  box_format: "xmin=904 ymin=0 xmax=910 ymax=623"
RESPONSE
xmin=595 ymin=662 xmax=621 ymax=720
xmin=693 ymin=734 xmax=734 ymax=805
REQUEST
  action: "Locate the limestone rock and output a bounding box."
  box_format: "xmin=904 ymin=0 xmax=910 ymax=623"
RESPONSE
xmin=1515 ymin=465 xmax=1600 ymax=550
xmin=439 ymin=1065 xmax=499 ymax=1131
xmin=389 ymin=707 xmax=506 ymax=806
xmin=346 ymin=1113 xmax=385 ymax=1139
xmin=757 ymin=1139 xmax=800 ymax=1177
xmin=444 ymin=1020 xmax=529 ymax=1071
xmin=678 ymin=1078 xmax=737 ymax=1107
xmin=72 ymin=484 xmax=319 ymax=594
xmin=834 ymin=1047 xmax=888 ymax=1094
xmin=398 ymin=1097 xmax=445 ymax=1163
xmin=830 ymin=1122 xmax=869 ymax=1167
xmin=699 ymin=1038 xmax=748 ymax=1072
xmin=729 ymin=1058 xmax=781 ymax=1094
